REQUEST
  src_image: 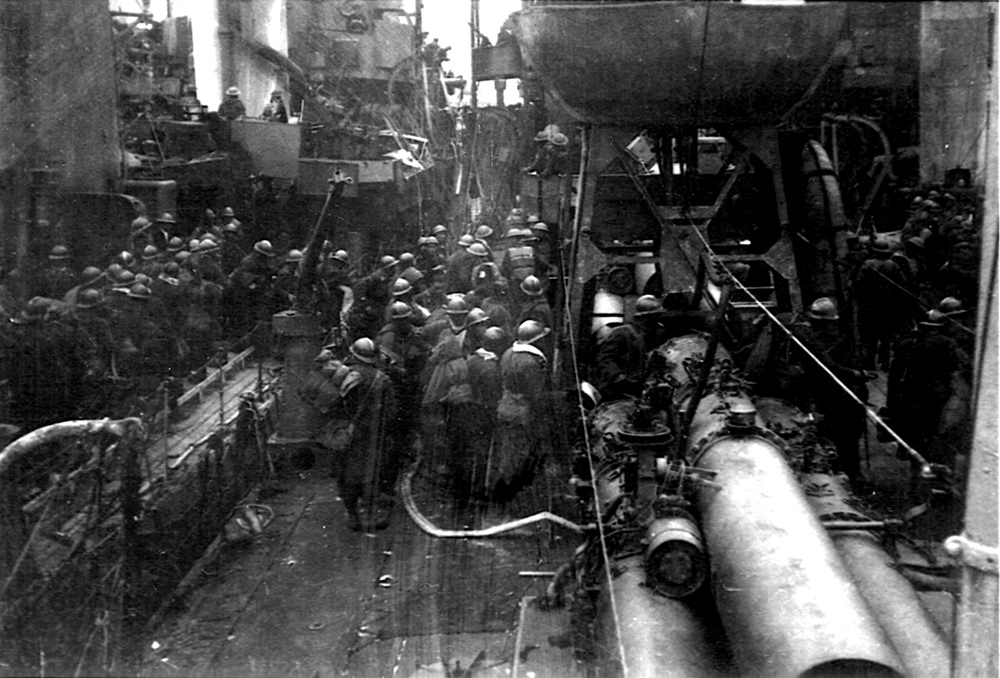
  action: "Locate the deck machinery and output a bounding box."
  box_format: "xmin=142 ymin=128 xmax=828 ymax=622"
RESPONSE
xmin=468 ymin=2 xmax=960 ymax=676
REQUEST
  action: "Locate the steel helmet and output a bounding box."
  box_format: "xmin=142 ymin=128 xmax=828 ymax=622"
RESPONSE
xmin=333 ymin=249 xmax=350 ymax=264
xmin=516 ymin=319 xmax=551 ymax=345
xmin=389 ymin=300 xmax=412 ymax=319
xmin=870 ymin=238 xmax=892 ymax=255
xmin=432 ymin=224 xmax=448 ymax=236
xmin=48 ymin=245 xmax=69 ymax=261
xmin=105 ymin=263 xmax=123 ymax=280
xmin=114 ymin=270 xmax=136 ymax=288
xmin=131 ymin=216 xmax=151 ymax=231
xmin=286 ymin=249 xmax=303 ymax=263
xmin=226 ymin=86 xmax=240 ymax=97
xmin=379 ymin=255 xmax=398 ymax=269
xmin=167 ymin=236 xmax=184 ymax=253
xmin=444 ymin=295 xmax=469 ymax=316
xmin=938 ymin=296 xmax=965 ymax=316
xmin=188 ymin=238 xmax=201 ymax=252
xmin=474 ymin=224 xmax=493 ymax=240
xmin=127 ymin=283 xmax=152 ymax=299
xmin=163 ymin=262 xmax=180 ymax=276
xmin=519 ymin=275 xmax=544 ymax=297
xmin=467 ymin=242 xmax=490 ymax=258
xmin=77 ymin=288 xmax=103 ymax=309
xmin=142 ymin=245 xmax=160 ymax=261
xmin=254 ymin=240 xmax=275 ymax=257
xmin=482 ymin=326 xmax=507 ymax=353
xmin=222 ymin=206 xmax=236 ymax=217
xmin=157 ymin=212 xmax=178 ymax=225
xmin=550 ymin=132 xmax=569 ymax=146
xmin=349 ymin=337 xmax=377 ymax=364
xmin=175 ymin=251 xmax=191 ymax=262
xmin=921 ymin=310 xmax=947 ymax=327
xmin=807 ymin=297 xmax=839 ymax=321
xmin=531 ymin=221 xmax=549 ymax=234
xmin=458 ymin=234 xmax=474 ymax=248
xmin=634 ymin=294 xmax=661 ymax=317
xmin=116 ymin=250 xmax=136 ymax=267
xmin=417 ymin=236 xmax=434 ymax=247
xmin=198 ymin=238 xmax=218 ymax=252
xmin=398 ymin=252 xmax=415 ymax=267
xmin=80 ymin=266 xmax=103 ymax=284
xmin=135 ymin=273 xmax=152 ymax=286
xmin=465 ymin=307 xmax=489 ymax=327
xmin=392 ymin=278 xmax=413 ymax=297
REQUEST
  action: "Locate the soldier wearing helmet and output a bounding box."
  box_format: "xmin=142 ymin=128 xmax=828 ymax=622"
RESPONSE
xmin=226 ymin=240 xmax=280 ymax=344
xmin=218 ymin=87 xmax=246 ymax=120
xmin=421 ymin=293 xmax=478 ymax=507
xmin=335 ymin=337 xmax=398 ymax=531
xmin=515 ymin=275 xmax=552 ymax=337
xmin=344 ymin=255 xmax=396 ymax=343
xmin=261 ymin=89 xmax=288 ymax=123
xmin=446 ymin=234 xmax=478 ymax=294
xmin=415 ymin=236 xmax=445 ymax=275
xmin=462 ymin=324 xmax=508 ymax=502
xmin=790 ymin=297 xmax=869 ymax=481
xmin=851 ymin=237 xmax=910 ymax=370
xmin=594 ymin=294 xmax=662 ymax=401
xmin=39 ymin=245 xmax=76 ymax=299
xmin=504 ymin=227 xmax=539 ymax=300
xmin=63 ymin=266 xmax=106 ymax=308
xmin=487 ymin=319 xmax=553 ymax=519
xmin=377 ymin=299 xmax=431 ymax=465
xmin=886 ymin=309 xmax=971 ymax=496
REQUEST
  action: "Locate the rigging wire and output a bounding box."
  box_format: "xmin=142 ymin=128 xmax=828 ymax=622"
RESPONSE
xmin=560 ymin=231 xmax=631 ymax=678
xmin=680 ymin=212 xmax=933 ymax=469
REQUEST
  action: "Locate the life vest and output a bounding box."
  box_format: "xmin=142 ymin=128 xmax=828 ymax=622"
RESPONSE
xmin=506 ymin=245 xmax=536 ymax=283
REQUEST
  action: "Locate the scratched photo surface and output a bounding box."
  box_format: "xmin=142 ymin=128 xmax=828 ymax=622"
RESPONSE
xmin=0 ymin=1 xmax=994 ymax=677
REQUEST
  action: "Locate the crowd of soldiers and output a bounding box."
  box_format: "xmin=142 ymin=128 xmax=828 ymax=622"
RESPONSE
xmin=0 ymin=207 xmax=310 ymax=428
xmin=297 ymin=209 xmax=561 ymax=531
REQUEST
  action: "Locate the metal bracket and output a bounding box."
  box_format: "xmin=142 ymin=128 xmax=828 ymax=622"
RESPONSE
xmin=944 ymin=533 xmax=1000 ymax=575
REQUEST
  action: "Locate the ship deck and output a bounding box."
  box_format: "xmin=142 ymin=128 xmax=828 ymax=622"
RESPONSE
xmin=136 ymin=370 xmax=958 ymax=678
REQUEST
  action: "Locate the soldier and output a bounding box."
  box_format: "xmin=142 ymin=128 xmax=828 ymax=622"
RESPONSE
xmin=74 ymin=289 xmax=119 ymax=416
xmin=192 ymin=238 xmax=227 ymax=286
xmin=386 ymin=278 xmax=429 ymax=326
xmin=63 ymin=266 xmax=106 ymax=308
xmin=446 ymin=235 xmax=477 ymax=293
xmin=337 ymin=337 xmax=397 ymax=531
xmin=40 ymin=245 xmax=77 ymax=299
xmin=346 ymin=256 xmax=396 ymax=343
xmin=886 ymin=309 xmax=970 ymax=484
xmin=261 ymin=89 xmax=288 ymax=123
xmin=502 ymin=228 xmax=538 ymax=295
xmin=421 ymin=296 xmax=472 ymax=501
xmin=489 ymin=320 xmax=552 ymax=520
xmin=139 ymin=244 xmax=165 ymax=279
xmin=431 ymin=225 xmax=452 ymax=257
xmin=415 ymin=236 xmax=445 ymax=276
xmin=274 ymin=248 xmax=303 ymax=308
xmin=851 ymin=238 xmax=909 ymax=370
xmin=228 ymin=240 xmax=279 ymax=345
xmin=594 ymin=294 xmax=661 ymax=401
xmin=218 ymin=87 xmax=246 ymax=120
xmin=516 ymin=275 xmax=553 ymax=336
xmin=465 ymin=326 xmax=507 ymax=501
xmin=791 ymin=297 xmax=869 ymax=482
xmin=377 ymin=301 xmax=431 ymax=463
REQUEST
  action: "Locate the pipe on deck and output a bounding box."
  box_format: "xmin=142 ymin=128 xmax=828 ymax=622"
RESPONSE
xmin=599 ymin=555 xmax=729 ymax=677
xmin=689 ymin=424 xmax=905 ymax=677
xmin=804 ymin=473 xmax=952 ymax=678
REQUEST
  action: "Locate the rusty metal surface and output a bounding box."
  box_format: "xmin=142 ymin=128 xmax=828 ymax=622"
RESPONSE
xmin=512 ymin=1 xmax=848 ymax=127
